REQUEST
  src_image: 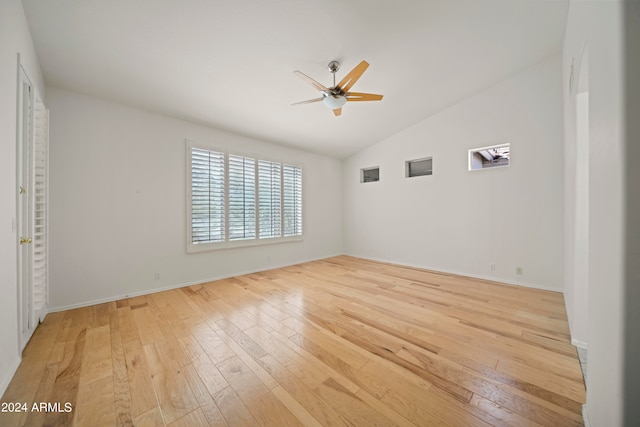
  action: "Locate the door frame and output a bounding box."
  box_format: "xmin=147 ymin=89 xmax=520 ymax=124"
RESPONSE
xmin=16 ymin=55 xmax=36 ymax=351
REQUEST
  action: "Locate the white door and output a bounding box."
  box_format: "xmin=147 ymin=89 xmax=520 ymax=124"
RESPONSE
xmin=16 ymin=59 xmax=49 ymax=350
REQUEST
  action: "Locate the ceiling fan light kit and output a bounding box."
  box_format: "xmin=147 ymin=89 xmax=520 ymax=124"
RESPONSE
xmin=322 ymin=95 xmax=347 ymax=109
xmin=293 ymin=60 xmax=383 ymax=116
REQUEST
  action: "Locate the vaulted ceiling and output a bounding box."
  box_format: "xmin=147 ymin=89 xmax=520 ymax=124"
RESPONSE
xmin=22 ymin=0 xmax=569 ymax=158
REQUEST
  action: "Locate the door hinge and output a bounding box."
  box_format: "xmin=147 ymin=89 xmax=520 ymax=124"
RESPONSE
xmin=19 ymin=237 xmax=32 ymax=244
xmin=19 ymin=186 xmax=26 ymax=194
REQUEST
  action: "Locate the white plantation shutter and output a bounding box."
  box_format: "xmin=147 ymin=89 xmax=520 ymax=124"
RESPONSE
xmin=190 ymin=147 xmax=225 ymax=244
xmin=31 ymin=93 xmax=48 ymax=324
xmin=258 ymin=160 xmax=282 ymax=238
xmin=283 ymin=164 xmax=302 ymax=236
xmin=187 ymin=140 xmax=302 ymax=252
xmin=228 ymin=154 xmax=256 ymax=240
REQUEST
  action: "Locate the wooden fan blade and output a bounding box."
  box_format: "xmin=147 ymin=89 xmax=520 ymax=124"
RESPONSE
xmin=337 ymin=60 xmax=369 ymax=92
xmin=333 ymin=108 xmax=342 ymax=116
xmin=292 ymin=97 xmax=323 ymax=106
xmin=293 ymin=71 xmax=329 ymax=92
xmin=346 ymin=92 xmax=384 ymax=102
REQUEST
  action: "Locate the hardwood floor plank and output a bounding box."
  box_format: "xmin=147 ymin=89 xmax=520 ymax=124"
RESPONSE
xmin=270 ymin=385 xmax=323 ymax=427
xmin=73 ymin=375 xmax=116 ymax=427
xmin=79 ymin=325 xmax=112 ymax=386
xmin=243 ymin=392 xmax=305 ymax=427
xmin=109 ymin=307 xmax=134 ymax=427
xmin=354 ymin=388 xmax=416 ymax=427
xmin=131 ymin=304 xmax=165 ymax=345
xmin=215 ymin=328 xmax=279 ymax=390
xmin=461 ymin=366 xmax=584 ymax=426
xmin=191 ymin=322 xmax=236 ymax=364
xmin=143 ymin=341 xmax=199 ymax=424
xmin=1 ymin=256 xmax=584 ymax=426
xmin=496 ymin=358 xmax=585 ymax=404
xmin=380 ymin=384 xmax=489 ymax=427
xmin=21 ymin=363 xmax=60 ymax=427
xmin=166 ymin=408 xmax=209 ymax=427
xmin=211 ymin=386 xmax=259 ymax=427
xmin=132 ymin=407 xmax=164 ymax=427
xmin=312 ymin=377 xmax=397 ymax=426
xmin=257 ymin=354 xmax=353 ymax=427
xmin=117 ymin=306 xmax=140 ymax=344
xmin=218 ymin=353 xmax=304 ymax=427
xmin=470 ymin=393 xmax=545 ymax=427
xmin=244 ymin=327 xmax=330 ymax=387
xmin=181 ymin=363 xmax=229 ymax=427
xmin=122 ymin=339 xmax=159 ymax=418
xmin=215 ymin=318 xmax=268 ymax=360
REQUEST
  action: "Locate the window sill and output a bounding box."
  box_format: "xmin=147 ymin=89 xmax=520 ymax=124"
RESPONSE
xmin=187 ymin=235 xmax=304 ymax=254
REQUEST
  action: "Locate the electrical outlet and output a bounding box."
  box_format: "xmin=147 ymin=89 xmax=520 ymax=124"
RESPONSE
xmin=154 ymin=272 xmax=160 ymax=281
xmin=516 ymin=267 xmax=523 ymax=275
xmin=490 ymin=263 xmax=496 ymax=271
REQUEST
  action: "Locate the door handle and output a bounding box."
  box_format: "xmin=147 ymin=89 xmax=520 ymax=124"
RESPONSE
xmin=19 ymin=237 xmax=32 ymax=244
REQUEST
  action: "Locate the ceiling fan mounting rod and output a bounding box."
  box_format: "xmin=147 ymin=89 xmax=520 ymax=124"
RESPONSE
xmin=328 ymin=60 xmax=340 ymax=88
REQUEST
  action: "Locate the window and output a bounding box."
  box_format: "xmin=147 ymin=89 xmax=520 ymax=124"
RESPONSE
xmin=258 ymin=160 xmax=282 ymax=239
xmin=469 ymin=143 xmax=510 ymax=170
xmin=361 ymin=166 xmax=380 ymax=183
xmin=190 ymin=147 xmax=225 ymax=244
xmin=187 ymin=140 xmax=302 ymax=252
xmin=283 ymin=164 xmax=302 ymax=236
xmin=228 ymin=154 xmax=256 ymax=240
xmin=406 ymin=157 xmax=433 ymax=177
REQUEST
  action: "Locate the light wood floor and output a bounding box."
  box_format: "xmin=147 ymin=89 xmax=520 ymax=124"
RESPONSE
xmin=1 ymin=256 xmax=585 ymax=426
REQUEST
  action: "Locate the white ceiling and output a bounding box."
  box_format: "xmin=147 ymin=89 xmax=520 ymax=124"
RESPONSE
xmin=22 ymin=0 xmax=569 ymax=159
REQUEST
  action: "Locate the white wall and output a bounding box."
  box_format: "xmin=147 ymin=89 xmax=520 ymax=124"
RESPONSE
xmin=563 ymin=1 xmax=631 ymax=425
xmin=343 ymin=55 xmax=564 ymax=290
xmin=47 ymin=87 xmax=343 ymax=310
xmin=0 ymin=0 xmax=46 ymax=396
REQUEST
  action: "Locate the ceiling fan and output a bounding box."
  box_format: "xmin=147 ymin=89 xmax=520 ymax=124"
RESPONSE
xmin=292 ymin=60 xmax=383 ymax=116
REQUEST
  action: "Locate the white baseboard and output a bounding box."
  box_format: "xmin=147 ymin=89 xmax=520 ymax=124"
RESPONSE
xmin=348 ymin=254 xmax=564 ymax=293
xmin=48 ymin=253 xmax=344 ymax=313
xmin=0 ymin=355 xmax=22 ymax=398
xmin=572 ymin=338 xmax=588 ymax=350
xmin=583 ymin=404 xmax=591 ymax=427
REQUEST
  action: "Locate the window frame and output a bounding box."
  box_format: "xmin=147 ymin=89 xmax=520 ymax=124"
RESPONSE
xmin=186 ymin=140 xmax=303 ymax=253
xmin=468 ymin=143 xmax=510 ymax=171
